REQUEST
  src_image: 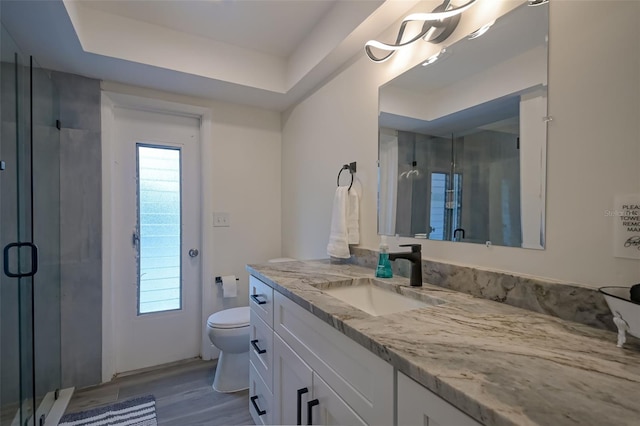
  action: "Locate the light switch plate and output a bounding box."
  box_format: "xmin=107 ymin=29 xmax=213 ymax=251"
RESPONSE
xmin=213 ymin=212 xmax=230 ymax=227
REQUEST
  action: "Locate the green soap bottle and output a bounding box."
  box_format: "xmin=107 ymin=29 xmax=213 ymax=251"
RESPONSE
xmin=375 ymin=236 xmax=393 ymax=278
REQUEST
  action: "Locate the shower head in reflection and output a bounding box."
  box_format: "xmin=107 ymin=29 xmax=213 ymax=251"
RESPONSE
xmin=399 ymin=161 xmax=421 ymax=180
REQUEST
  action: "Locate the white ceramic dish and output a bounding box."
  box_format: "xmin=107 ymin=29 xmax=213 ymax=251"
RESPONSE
xmin=599 ymin=286 xmax=640 ymax=348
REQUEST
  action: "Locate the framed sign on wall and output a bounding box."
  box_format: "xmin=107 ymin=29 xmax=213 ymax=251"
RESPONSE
xmin=612 ymin=194 xmax=640 ymax=259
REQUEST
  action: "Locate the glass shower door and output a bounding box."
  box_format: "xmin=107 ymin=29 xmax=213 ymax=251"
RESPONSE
xmin=1 ymin=25 xmax=36 ymax=426
xmin=1 ymin=25 xmax=61 ymax=426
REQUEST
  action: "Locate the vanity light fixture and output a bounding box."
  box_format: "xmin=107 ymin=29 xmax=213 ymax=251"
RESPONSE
xmin=467 ymin=20 xmax=495 ymax=40
xmin=528 ymin=0 xmax=548 ymax=6
xmin=365 ymin=0 xmax=479 ymax=63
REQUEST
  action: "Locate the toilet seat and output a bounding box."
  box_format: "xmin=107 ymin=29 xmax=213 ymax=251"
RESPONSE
xmin=207 ymin=306 xmax=250 ymax=329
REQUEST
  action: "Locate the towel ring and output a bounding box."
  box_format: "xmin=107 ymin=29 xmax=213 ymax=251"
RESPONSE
xmin=337 ymin=163 xmax=356 ymax=191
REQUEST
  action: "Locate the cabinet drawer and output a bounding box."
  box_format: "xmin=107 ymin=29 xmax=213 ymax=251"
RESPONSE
xmin=397 ymin=372 xmax=482 ymax=426
xmin=249 ymin=361 xmax=273 ymax=426
xmin=250 ymin=310 xmax=273 ymax=392
xmin=250 ymin=276 xmax=274 ymax=327
xmin=274 ymin=291 xmax=393 ymax=426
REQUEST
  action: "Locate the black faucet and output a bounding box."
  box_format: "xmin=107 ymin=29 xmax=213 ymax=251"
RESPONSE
xmin=388 ymin=244 xmax=422 ymax=287
xmin=453 ymin=228 xmax=465 ymax=240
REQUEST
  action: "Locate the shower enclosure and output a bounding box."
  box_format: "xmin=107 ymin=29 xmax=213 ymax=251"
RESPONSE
xmin=379 ymin=111 xmax=523 ymax=248
xmin=1 ymin=21 xmax=64 ymax=426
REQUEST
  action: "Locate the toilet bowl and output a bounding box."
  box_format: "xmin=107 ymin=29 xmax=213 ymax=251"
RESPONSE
xmin=206 ymin=306 xmax=250 ymax=393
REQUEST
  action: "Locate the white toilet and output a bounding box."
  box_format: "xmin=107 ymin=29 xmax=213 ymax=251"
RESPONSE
xmin=207 ymin=258 xmax=296 ymax=393
xmin=206 ymin=306 xmax=250 ymax=393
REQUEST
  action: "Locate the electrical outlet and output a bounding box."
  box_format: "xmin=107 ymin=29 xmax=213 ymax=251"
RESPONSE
xmin=213 ymin=212 xmax=230 ymax=227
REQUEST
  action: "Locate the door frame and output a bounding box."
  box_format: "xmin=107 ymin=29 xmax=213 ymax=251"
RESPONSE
xmin=101 ymin=92 xmax=215 ymax=382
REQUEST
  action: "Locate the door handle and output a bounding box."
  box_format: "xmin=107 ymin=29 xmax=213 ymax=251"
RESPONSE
xmin=250 ymin=395 xmax=266 ymax=416
xmin=188 ymin=248 xmax=199 ymax=258
xmin=3 ymin=242 xmax=38 ymax=278
xmin=307 ymin=399 xmax=319 ymax=425
xmin=251 ymin=339 xmax=266 ymax=354
xmin=296 ymin=387 xmax=308 ymax=425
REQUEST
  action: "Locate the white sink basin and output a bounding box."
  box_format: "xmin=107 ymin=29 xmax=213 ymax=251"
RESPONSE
xmin=318 ymin=278 xmax=443 ymax=316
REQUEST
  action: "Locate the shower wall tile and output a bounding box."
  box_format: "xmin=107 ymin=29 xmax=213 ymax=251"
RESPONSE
xmin=54 ymin=72 xmax=101 ymax=131
xmin=59 ymin=128 xmax=102 ymax=262
xmin=350 ymin=247 xmax=613 ymax=331
xmin=53 ymin=71 xmax=102 ymax=389
xmin=61 ymin=259 xmax=102 ymax=389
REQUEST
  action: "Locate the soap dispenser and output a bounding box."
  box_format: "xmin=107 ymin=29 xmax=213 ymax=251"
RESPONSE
xmin=375 ymin=236 xmax=393 ymax=278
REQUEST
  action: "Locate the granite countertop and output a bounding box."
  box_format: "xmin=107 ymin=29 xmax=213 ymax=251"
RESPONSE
xmin=246 ymin=260 xmax=640 ymax=426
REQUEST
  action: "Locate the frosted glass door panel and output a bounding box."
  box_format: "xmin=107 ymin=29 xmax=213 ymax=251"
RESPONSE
xmin=137 ymin=145 xmax=182 ymax=314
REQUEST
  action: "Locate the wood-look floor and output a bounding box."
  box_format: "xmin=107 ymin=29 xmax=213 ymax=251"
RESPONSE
xmin=64 ymin=359 xmax=254 ymax=426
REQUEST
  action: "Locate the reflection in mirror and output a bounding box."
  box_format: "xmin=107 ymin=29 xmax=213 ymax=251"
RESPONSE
xmin=378 ymin=2 xmax=548 ymax=249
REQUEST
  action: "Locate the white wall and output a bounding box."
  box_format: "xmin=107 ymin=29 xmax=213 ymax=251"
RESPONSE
xmin=281 ymin=1 xmax=640 ymax=288
xmin=102 ymin=81 xmax=282 ymax=359
xmin=381 ymin=45 xmax=547 ymax=123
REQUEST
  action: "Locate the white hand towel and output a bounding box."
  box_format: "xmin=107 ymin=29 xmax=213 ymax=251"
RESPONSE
xmin=327 ymin=187 xmax=351 ymax=259
xmin=347 ymin=187 xmax=360 ymax=244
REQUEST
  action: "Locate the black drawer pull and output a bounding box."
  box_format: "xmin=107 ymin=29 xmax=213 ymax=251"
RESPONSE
xmin=251 ymin=339 xmax=266 ymax=354
xmin=251 ymin=294 xmax=267 ymax=305
xmin=296 ymin=387 xmax=308 ymax=425
xmin=250 ymin=395 xmax=266 ymax=416
xmin=307 ymin=399 xmax=319 ymax=425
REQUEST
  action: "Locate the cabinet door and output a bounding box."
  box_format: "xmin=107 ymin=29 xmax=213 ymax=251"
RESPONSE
xmin=310 ymin=373 xmax=366 ymax=426
xmin=397 ymin=372 xmax=481 ymax=426
xmin=273 ymin=334 xmax=313 ymax=426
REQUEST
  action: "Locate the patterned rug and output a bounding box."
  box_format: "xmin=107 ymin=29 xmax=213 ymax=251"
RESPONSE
xmin=59 ymin=395 xmax=157 ymax=426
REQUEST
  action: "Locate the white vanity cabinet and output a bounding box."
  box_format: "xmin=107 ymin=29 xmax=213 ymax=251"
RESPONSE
xmin=397 ymin=372 xmax=482 ymax=426
xmin=248 ymin=275 xmax=392 ymax=425
xmin=248 ymin=274 xmax=480 ymax=426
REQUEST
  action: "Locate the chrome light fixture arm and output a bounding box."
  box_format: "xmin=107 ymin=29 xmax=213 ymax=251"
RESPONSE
xmin=365 ymin=0 xmax=479 ymax=63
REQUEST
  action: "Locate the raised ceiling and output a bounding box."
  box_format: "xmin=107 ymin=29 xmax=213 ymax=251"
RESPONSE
xmin=80 ymin=0 xmax=338 ymax=59
xmin=1 ymin=0 xmax=422 ymax=111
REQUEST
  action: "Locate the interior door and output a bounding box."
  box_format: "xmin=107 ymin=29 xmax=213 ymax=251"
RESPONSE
xmin=111 ymin=107 xmax=201 ymax=373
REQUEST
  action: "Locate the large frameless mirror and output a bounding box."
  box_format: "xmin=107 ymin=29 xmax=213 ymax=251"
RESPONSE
xmin=378 ymin=2 xmax=549 ymax=249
